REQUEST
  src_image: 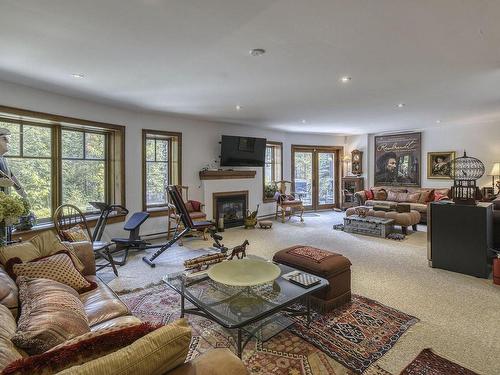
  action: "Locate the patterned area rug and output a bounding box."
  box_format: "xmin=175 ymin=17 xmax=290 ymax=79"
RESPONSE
xmin=290 ymin=295 xmax=419 ymax=374
xmin=400 ymin=349 xmax=479 ymax=375
xmin=118 ymin=283 xmax=416 ymax=374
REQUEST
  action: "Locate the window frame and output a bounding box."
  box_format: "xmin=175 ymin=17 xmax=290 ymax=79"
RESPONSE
xmin=142 ymin=129 xmax=182 ymax=215
xmin=263 ymin=141 xmax=283 ymax=202
xmin=0 ymin=105 xmax=126 ymax=225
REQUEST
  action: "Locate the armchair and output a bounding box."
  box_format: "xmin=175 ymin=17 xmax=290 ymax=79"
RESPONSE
xmin=273 ymin=180 xmax=304 ymax=223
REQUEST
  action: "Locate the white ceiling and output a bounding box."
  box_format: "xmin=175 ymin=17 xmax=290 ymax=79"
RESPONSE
xmin=1 ymin=0 xmax=500 ymax=134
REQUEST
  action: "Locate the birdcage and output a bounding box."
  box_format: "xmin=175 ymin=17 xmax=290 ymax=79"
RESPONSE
xmin=450 ymin=151 xmax=485 ymax=205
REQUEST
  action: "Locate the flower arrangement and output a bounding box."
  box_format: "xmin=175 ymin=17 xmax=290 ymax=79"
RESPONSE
xmin=0 ymin=192 xmax=27 ymax=226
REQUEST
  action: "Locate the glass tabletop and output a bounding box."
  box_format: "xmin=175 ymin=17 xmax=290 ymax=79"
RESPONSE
xmin=163 ymin=257 xmax=328 ymax=329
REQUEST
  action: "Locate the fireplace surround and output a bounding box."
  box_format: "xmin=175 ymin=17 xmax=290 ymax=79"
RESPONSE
xmin=213 ymin=191 xmax=248 ymax=228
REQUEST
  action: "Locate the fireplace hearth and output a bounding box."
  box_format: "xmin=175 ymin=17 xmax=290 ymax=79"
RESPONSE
xmin=213 ymin=191 xmax=248 ymax=228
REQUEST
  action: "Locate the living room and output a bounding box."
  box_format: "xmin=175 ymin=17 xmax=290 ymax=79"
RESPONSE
xmin=0 ymin=1 xmax=499 ymax=375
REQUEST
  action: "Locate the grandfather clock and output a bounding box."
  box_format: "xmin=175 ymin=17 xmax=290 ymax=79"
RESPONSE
xmin=351 ymin=149 xmax=363 ymax=176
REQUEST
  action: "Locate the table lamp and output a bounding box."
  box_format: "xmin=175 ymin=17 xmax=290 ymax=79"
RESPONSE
xmin=488 ymin=162 xmax=500 ymax=194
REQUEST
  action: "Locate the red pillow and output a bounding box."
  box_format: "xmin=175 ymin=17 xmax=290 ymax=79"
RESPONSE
xmin=365 ymin=190 xmax=374 ymax=200
xmin=433 ymin=192 xmax=447 ymax=201
xmin=187 ymin=200 xmax=201 ymax=212
xmin=2 ymin=322 xmax=161 ymax=375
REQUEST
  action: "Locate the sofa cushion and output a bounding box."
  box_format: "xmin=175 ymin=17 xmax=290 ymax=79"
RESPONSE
xmin=386 ymin=190 xmax=399 ymax=201
xmin=372 ymin=188 xmax=387 ymax=200
xmin=90 ymin=316 xmax=142 ymax=331
xmin=53 ymin=319 xmax=192 ymax=375
xmin=408 ymin=203 xmax=428 ymax=213
xmin=405 ymin=192 xmax=421 ymax=203
xmin=0 ymin=304 xmax=23 ymax=373
xmin=12 ymin=277 xmax=90 ymax=355
xmin=0 ymin=266 xmax=18 ymax=316
xmin=2 ymin=322 xmax=159 ymax=375
xmin=7 ymin=252 xmax=96 ymax=294
xmin=189 ymin=212 xmax=207 ymax=220
xmin=81 ymin=275 xmax=130 ymax=327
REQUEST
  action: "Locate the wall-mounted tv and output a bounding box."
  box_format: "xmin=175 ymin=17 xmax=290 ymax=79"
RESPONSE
xmin=220 ymin=135 xmax=266 ymax=167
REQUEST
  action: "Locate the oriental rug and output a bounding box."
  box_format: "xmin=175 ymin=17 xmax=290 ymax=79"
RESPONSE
xmin=400 ymin=349 xmax=479 ymax=375
xmin=119 ymin=283 xmax=416 ymax=374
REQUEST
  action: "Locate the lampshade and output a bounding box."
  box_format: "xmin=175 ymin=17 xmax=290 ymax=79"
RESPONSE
xmin=343 ymin=155 xmax=352 ymax=162
xmin=489 ymin=162 xmax=500 ymax=177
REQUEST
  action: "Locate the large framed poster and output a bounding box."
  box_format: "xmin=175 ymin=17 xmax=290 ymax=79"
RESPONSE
xmin=374 ymin=132 xmax=421 ymax=187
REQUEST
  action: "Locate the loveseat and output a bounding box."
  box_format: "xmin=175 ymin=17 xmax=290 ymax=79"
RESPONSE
xmin=0 ymin=230 xmax=247 ymax=375
xmin=354 ymin=186 xmax=451 ymax=223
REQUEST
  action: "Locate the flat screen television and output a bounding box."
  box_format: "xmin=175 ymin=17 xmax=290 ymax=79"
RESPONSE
xmin=220 ymin=135 xmax=266 ymax=167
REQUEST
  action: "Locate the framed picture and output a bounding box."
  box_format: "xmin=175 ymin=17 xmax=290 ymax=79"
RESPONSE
xmin=374 ymin=132 xmax=421 ymax=187
xmin=427 ymin=151 xmax=455 ymax=179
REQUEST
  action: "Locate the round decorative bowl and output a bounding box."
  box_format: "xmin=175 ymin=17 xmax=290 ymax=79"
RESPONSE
xmin=207 ymin=258 xmax=281 ymax=287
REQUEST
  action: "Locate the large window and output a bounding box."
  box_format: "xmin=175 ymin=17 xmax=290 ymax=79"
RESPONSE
xmin=61 ymin=129 xmax=107 ymax=212
xmin=142 ymin=130 xmax=181 ymax=211
xmin=0 ymin=106 xmax=125 ymax=223
xmin=263 ymin=141 xmax=283 ymax=201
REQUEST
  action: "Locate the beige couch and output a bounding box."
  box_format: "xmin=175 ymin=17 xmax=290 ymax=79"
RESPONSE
xmin=0 ymin=231 xmax=247 ymax=375
xmin=354 ymin=186 xmax=451 ymax=223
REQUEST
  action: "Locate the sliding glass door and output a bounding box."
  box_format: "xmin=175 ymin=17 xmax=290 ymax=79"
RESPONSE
xmin=292 ymin=146 xmax=340 ymax=210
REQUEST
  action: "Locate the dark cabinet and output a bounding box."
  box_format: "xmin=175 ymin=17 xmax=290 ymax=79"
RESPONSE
xmin=342 ymin=177 xmax=364 ymax=209
xmin=427 ymin=202 xmax=493 ymax=278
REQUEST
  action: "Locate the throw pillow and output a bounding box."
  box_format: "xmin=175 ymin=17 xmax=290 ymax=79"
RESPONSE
xmin=372 ymin=188 xmax=386 ymax=200
xmin=434 ymin=192 xmax=447 ymax=201
xmin=386 ymin=190 xmax=399 ymax=201
xmin=60 ymin=225 xmax=90 ymax=242
xmin=417 ymin=189 xmax=433 ymax=204
xmin=406 ymin=192 xmax=421 ymax=203
xmin=11 ymin=277 xmax=90 ymax=355
xmin=184 ymin=201 xmax=194 ymax=213
xmin=187 ymin=200 xmax=201 ymax=212
xmin=3 ymin=322 xmax=161 ymax=375
xmin=364 ymin=190 xmax=374 ymax=200
xmin=48 ymin=319 xmax=192 ymax=375
xmin=6 ymin=251 xmax=96 ymax=293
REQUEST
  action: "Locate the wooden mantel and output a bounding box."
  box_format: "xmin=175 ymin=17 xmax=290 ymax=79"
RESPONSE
xmin=199 ymin=170 xmax=257 ymax=180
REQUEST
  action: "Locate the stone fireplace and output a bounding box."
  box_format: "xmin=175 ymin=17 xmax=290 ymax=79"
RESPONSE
xmin=213 ymin=191 xmax=248 ymax=228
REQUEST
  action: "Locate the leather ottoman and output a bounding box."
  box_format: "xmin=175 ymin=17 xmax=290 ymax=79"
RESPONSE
xmin=273 ymin=245 xmax=351 ymax=312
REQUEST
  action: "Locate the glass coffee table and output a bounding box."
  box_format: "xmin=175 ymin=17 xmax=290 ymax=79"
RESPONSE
xmin=163 ymin=258 xmax=328 ymax=358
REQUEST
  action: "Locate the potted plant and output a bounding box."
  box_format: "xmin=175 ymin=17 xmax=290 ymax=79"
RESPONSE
xmin=0 ymin=192 xmax=27 ymax=245
xmin=264 ymin=183 xmax=278 ymax=200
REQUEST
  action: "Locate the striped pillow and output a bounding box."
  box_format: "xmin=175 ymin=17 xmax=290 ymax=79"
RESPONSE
xmin=11 ymin=277 xmax=90 ymax=355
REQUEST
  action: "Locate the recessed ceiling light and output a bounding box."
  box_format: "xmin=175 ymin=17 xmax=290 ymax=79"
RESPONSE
xmin=249 ymin=48 xmax=266 ymax=56
xmin=236 ymin=105 xmax=242 ymax=111
xmin=71 ymin=73 xmax=85 ymax=79
xmin=301 ymin=119 xmax=307 ymax=124
xmin=340 ymin=76 xmax=352 ymax=83
xmin=397 ymin=103 xmax=405 ymax=108
xmin=436 ymin=120 xmax=441 ymax=124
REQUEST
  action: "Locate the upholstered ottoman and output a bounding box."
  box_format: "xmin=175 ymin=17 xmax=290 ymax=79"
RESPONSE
xmin=273 ymin=245 xmax=351 ymax=312
xmin=346 ymin=207 xmax=420 ymax=234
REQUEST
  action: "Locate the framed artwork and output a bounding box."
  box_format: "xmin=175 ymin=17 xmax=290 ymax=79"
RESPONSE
xmin=427 ymin=151 xmax=456 ymax=179
xmin=374 ymin=132 xmax=421 ymax=187
xmin=351 ymin=149 xmax=363 ymax=175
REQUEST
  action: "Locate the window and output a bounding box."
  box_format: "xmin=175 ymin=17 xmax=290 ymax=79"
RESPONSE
xmin=263 ymin=141 xmax=283 ymax=201
xmin=142 ymin=130 xmax=181 ymax=211
xmin=1 ymin=121 xmax=53 ymax=220
xmin=61 ymin=129 xmax=107 ymax=212
xmin=0 ymin=106 xmax=125 ymax=223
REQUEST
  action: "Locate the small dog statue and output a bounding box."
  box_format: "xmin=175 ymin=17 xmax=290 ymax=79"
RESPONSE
xmin=228 ymin=240 xmax=249 ymax=260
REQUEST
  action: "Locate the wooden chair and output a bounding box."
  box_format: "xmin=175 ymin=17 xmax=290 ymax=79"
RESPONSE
xmin=53 ymin=204 xmax=118 ymax=276
xmin=167 ymin=185 xmax=208 ymax=242
xmin=274 ymin=180 xmax=305 ymax=223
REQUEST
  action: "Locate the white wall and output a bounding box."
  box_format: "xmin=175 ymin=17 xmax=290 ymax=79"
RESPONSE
xmin=344 ymin=134 xmax=370 ymax=188
xmin=353 ymin=123 xmax=500 ymax=190
xmin=0 ymin=80 xmax=345 ymax=238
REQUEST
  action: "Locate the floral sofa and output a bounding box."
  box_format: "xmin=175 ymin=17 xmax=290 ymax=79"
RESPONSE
xmin=0 ymin=230 xmax=247 ymax=375
xmin=354 ymin=186 xmax=451 ymax=223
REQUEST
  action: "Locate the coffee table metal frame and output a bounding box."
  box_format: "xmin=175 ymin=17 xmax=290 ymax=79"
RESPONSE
xmin=163 ymin=260 xmax=328 ymax=358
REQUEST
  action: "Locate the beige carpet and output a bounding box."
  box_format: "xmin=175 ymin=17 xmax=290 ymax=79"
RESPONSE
xmin=100 ymin=211 xmax=498 ymax=375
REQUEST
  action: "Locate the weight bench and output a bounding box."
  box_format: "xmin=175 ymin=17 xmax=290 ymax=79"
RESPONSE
xmin=142 ymin=185 xmax=215 ymax=267
xmin=111 ymin=211 xmax=151 ymax=265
